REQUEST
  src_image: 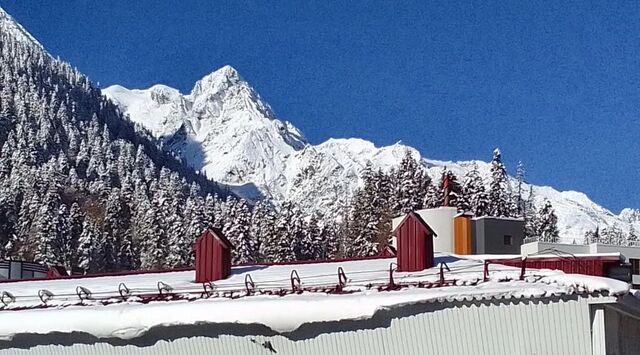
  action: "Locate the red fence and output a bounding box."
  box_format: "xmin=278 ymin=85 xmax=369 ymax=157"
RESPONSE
xmin=486 ymin=255 xmax=621 ymax=277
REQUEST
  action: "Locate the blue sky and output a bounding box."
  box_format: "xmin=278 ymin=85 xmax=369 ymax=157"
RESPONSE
xmin=2 ymin=1 xmax=639 ymax=212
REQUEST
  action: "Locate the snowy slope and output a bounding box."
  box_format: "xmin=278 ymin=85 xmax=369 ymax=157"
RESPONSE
xmin=104 ymin=67 xmax=639 ymax=240
xmin=0 ymin=8 xmax=45 ymax=50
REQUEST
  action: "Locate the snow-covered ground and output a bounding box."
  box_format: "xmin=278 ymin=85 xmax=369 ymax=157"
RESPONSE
xmin=103 ymin=67 xmax=640 ymax=241
xmin=0 ymin=254 xmax=628 ymax=340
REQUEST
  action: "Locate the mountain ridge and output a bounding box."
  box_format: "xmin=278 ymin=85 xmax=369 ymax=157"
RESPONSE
xmin=103 ymin=66 xmax=640 ymax=240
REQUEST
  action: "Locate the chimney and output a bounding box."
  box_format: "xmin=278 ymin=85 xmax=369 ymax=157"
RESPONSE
xmin=443 ymin=174 xmax=451 ymax=207
xmin=193 ymin=228 xmax=234 ymax=283
xmin=393 ymin=212 xmax=437 ymax=272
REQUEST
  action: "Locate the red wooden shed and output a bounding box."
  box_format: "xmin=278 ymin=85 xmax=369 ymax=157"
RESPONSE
xmin=193 ymin=228 xmax=234 ymax=283
xmin=393 ymin=212 xmax=437 ymax=272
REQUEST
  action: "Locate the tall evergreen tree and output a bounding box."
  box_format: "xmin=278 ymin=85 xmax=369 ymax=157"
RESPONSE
xmin=66 ymin=202 xmax=84 ymax=269
xmin=487 ymin=149 xmax=515 ymax=217
xmin=628 ymin=224 xmax=638 ymax=246
xmin=537 ymin=200 xmax=559 ymax=243
xmin=249 ymin=201 xmax=279 ymax=261
xmin=601 ymin=224 xmax=625 ymax=245
xmin=223 ymin=198 xmax=255 ymax=264
xmin=515 ymin=161 xmax=526 ymax=216
xmin=299 ymin=212 xmax=325 ymax=260
xmin=77 ymin=220 xmax=100 ymax=272
xmin=583 ymin=227 xmax=600 ymax=245
xmin=393 ymin=151 xmax=429 ymax=215
xmin=346 ymin=166 xmax=392 ymax=257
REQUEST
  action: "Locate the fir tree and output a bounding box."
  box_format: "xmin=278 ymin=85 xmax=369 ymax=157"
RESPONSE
xmin=299 ymin=212 xmax=325 ymax=260
xmin=77 ymin=220 xmax=99 ymax=272
xmin=628 ymin=224 xmax=638 ymax=246
xmin=255 ymin=201 xmax=280 ymax=262
xmin=523 ymin=186 xmax=538 ymax=241
xmin=515 ymin=161 xmax=526 ymax=216
xmin=223 ymin=198 xmax=255 ymax=264
xmin=602 ymin=224 xmax=625 ymax=245
xmin=537 ymin=200 xmax=559 ymax=243
xmin=487 ymin=149 xmax=515 ymax=217
xmin=33 ymin=185 xmax=61 ymax=265
xmin=459 ymin=163 xmax=488 ymax=215
xmin=66 ymin=202 xmax=83 ymax=268
xmin=346 ymin=166 xmax=392 ymax=257
xmin=393 ymin=151 xmax=429 ymax=214
xmin=583 ymin=227 xmax=600 ymax=245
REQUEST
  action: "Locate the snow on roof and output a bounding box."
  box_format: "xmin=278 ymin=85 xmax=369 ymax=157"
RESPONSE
xmin=471 ymin=215 xmax=525 ymax=222
xmin=464 ymin=252 xmax=622 ymax=261
xmin=0 ymin=254 xmax=629 ymax=340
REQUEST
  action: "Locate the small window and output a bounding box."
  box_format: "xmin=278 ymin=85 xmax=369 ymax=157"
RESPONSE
xmin=631 ymin=259 xmax=640 ymax=275
xmin=504 ymin=235 xmax=513 ymax=246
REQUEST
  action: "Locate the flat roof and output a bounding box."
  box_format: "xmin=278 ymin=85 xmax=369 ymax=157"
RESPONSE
xmin=0 ymin=253 xmax=628 ymax=340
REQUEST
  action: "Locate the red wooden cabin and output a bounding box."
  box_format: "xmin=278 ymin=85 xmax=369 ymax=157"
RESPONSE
xmin=393 ymin=212 xmax=437 ymax=272
xmin=193 ymin=228 xmax=234 ymax=283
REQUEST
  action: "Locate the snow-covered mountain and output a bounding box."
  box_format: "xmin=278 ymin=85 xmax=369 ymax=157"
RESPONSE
xmin=104 ymin=67 xmax=639 ymax=241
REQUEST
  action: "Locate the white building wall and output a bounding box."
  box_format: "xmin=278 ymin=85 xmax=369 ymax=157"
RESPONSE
xmin=521 ymin=241 xmax=640 ymax=262
xmin=392 ymin=207 xmax=458 ymax=253
xmin=1 ymin=296 xmax=598 ymax=355
xmin=521 ymin=241 xmax=590 ymax=256
xmin=590 ymin=244 xmax=640 ymax=260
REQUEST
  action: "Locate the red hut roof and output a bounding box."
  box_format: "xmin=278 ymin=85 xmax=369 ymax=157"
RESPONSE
xmin=193 ymin=228 xmax=234 ymax=251
xmin=393 ymin=211 xmax=438 ymax=237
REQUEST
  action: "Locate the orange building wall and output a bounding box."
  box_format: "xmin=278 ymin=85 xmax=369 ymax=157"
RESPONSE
xmin=454 ymin=216 xmax=473 ymax=255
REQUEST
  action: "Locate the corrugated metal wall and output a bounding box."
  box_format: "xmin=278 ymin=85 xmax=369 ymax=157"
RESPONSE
xmin=0 ymin=297 xmax=595 ymax=355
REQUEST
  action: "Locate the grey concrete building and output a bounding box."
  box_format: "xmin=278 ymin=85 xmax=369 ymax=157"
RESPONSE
xmin=472 ymin=216 xmax=525 ymax=254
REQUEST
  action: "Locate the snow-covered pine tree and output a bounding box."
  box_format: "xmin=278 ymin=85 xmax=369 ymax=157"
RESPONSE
xmin=515 ymin=161 xmax=526 ymax=216
xmin=0 ymin=184 xmax=17 ymax=255
xmin=177 ymin=184 xmax=207 ymax=265
xmin=346 ymin=166 xmax=392 ymax=257
xmin=66 ymin=202 xmax=83 ymax=269
xmin=459 ymin=163 xmax=487 ymax=215
xmin=299 ymin=211 xmax=325 ymax=260
xmin=523 ymin=186 xmax=538 ymax=241
xmin=165 ymin=179 xmax=194 ymax=268
xmin=487 ymin=149 xmax=515 ymax=217
xmin=77 ymin=220 xmax=100 ymax=273
xmin=51 ymin=203 xmax=70 ymax=267
xmin=102 ymin=190 xmax=132 ymax=271
xmin=423 ymin=179 xmax=442 ymax=209
xmin=139 ymin=200 xmax=167 ymax=270
xmin=254 ymin=201 xmax=280 ymax=262
xmin=203 ymin=193 xmax=218 ymax=228
xmin=223 ymin=198 xmax=255 ymax=264
xmin=628 ymin=224 xmax=639 ymax=246
xmin=393 ymin=151 xmax=429 ymax=215
xmin=536 ymin=199 xmax=559 ymax=243
xmin=583 ymin=227 xmax=600 ymax=245
xmin=601 ymin=224 xmax=625 ymax=245
xmin=318 ymin=218 xmax=339 ymax=259
xmin=270 ymin=201 xmax=304 ymax=262
xmin=33 ymin=184 xmax=61 ymax=265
